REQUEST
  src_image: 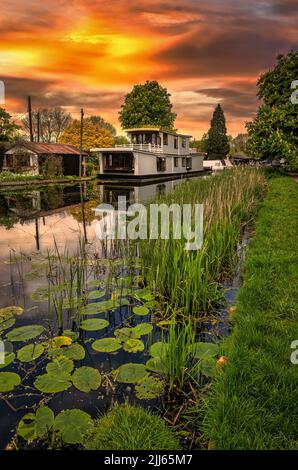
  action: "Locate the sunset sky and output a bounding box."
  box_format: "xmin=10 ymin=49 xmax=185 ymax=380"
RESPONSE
xmin=1 ymin=0 xmax=297 ymax=138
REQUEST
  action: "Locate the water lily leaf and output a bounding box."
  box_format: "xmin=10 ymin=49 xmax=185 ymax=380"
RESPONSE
xmin=133 ymin=323 xmax=153 ymax=337
xmin=6 ymin=325 xmax=44 ymax=342
xmin=46 ymin=356 xmax=74 ymax=375
xmin=54 ymin=409 xmax=93 ymax=444
xmin=146 ymin=357 xmax=167 ymax=375
xmin=3 ymin=341 xmax=13 ymax=354
xmin=17 ymin=344 xmax=44 ymax=363
xmin=143 ymin=300 xmax=158 ymax=308
xmin=17 ymin=406 xmax=54 ymax=441
xmin=87 ymin=290 xmax=106 ymax=300
xmin=0 ymin=352 xmax=15 ymax=369
xmin=135 ymin=374 xmax=164 ymax=400
xmin=114 ymin=363 xmax=147 ymax=383
xmin=123 ymin=339 xmax=144 ymax=353
xmin=0 ymin=372 xmax=21 ymax=392
xmin=63 ymin=330 xmax=79 ymax=341
xmin=87 ymin=279 xmax=101 ymax=287
xmin=34 ymin=372 xmax=72 ymax=393
xmin=0 ymin=315 xmax=15 ymax=333
xmin=188 ymin=342 xmax=218 ymax=359
xmin=72 ymin=366 xmax=101 ymax=393
xmin=50 ymin=336 xmax=72 ymax=348
xmin=133 ymin=288 xmax=152 ymax=299
xmin=80 ymin=318 xmax=109 ymax=331
xmin=198 ymin=357 xmax=217 ymax=378
xmin=149 ymin=341 xmax=169 ymax=359
xmin=0 ymin=306 xmax=24 ymax=316
xmin=133 ymin=305 xmax=150 ymax=316
xmin=114 ymin=327 xmax=136 ymax=342
xmin=49 ymin=343 xmax=86 ymax=361
xmin=96 ymin=299 xmax=129 ymax=313
xmin=92 ymin=338 xmax=122 ymax=353
xmin=113 ymin=287 xmax=132 ymax=297
xmin=30 ymin=287 xmax=49 ymax=302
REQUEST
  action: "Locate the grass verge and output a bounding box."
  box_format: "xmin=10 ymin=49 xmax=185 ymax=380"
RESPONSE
xmin=203 ymin=176 xmax=298 ymax=449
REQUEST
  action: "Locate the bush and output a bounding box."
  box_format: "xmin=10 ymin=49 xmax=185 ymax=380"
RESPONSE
xmin=83 ymin=404 xmax=180 ymax=450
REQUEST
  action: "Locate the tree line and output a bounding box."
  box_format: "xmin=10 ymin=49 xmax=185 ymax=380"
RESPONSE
xmin=0 ymin=50 xmax=297 ymax=165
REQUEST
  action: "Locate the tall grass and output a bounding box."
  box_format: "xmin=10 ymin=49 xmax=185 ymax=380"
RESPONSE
xmin=139 ymin=168 xmax=266 ymax=315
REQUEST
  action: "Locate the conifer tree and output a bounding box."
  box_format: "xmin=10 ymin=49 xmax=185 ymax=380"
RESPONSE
xmin=206 ymin=104 xmax=230 ymax=159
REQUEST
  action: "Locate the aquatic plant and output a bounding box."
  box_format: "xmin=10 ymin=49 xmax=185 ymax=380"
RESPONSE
xmin=139 ymin=168 xmax=266 ymax=315
xmin=83 ymin=404 xmax=180 ymax=450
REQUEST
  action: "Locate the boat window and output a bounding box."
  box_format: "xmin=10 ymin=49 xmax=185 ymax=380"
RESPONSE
xmin=174 ymin=157 xmax=179 ymax=167
xmin=163 ymin=133 xmax=168 ymax=145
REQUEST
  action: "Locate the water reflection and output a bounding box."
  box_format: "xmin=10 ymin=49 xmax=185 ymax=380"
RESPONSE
xmin=0 ymin=178 xmax=192 ymax=256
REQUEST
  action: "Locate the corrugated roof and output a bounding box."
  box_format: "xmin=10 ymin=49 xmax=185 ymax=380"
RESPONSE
xmin=6 ymin=141 xmax=87 ymax=155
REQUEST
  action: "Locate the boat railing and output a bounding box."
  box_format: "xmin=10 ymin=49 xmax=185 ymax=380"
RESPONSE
xmin=115 ymin=143 xmax=163 ymax=153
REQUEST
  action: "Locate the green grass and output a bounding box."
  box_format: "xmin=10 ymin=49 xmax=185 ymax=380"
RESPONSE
xmin=203 ymin=176 xmax=298 ymax=449
xmin=140 ymin=168 xmax=267 ymax=315
xmin=83 ymin=404 xmax=180 ymax=450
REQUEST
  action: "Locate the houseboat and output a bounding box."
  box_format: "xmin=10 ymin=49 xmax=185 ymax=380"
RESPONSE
xmin=91 ymin=127 xmax=204 ymax=181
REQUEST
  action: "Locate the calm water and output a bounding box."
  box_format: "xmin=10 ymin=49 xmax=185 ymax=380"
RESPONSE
xmin=0 ymin=178 xmax=241 ymax=449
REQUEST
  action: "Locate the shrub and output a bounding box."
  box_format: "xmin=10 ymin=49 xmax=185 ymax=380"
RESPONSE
xmin=83 ymin=404 xmax=180 ymax=450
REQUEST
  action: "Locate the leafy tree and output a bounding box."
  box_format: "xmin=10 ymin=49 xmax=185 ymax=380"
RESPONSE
xmin=114 ymin=135 xmax=130 ymax=146
xmin=246 ymin=51 xmax=298 ymax=165
xmin=205 ymin=104 xmax=230 ymax=159
xmin=22 ymin=107 xmax=72 ymax=143
xmin=59 ymin=119 xmax=114 ymax=151
xmin=87 ymin=116 xmax=116 ymax=136
xmin=189 ymin=134 xmax=208 ymax=153
xmin=0 ymin=108 xmax=19 ymax=142
xmin=230 ymin=133 xmax=248 ymax=155
xmin=119 ymin=80 xmax=176 ymax=129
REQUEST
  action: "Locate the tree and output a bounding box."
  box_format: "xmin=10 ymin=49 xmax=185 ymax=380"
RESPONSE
xmin=205 ymin=104 xmax=230 ymax=159
xmin=22 ymin=107 xmax=72 ymax=143
xmin=119 ymin=80 xmax=176 ymax=129
xmin=59 ymin=119 xmax=114 ymax=151
xmin=246 ymin=51 xmax=298 ymax=165
xmin=87 ymin=116 xmax=116 ymax=136
xmin=0 ymin=108 xmax=19 ymax=142
xmin=230 ymin=133 xmax=248 ymax=155
xmin=114 ymin=135 xmax=130 ymax=146
xmin=189 ymin=133 xmax=208 ymax=153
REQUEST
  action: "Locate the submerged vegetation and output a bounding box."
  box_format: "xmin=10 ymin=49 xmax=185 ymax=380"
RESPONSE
xmin=203 ymin=176 xmax=298 ymax=449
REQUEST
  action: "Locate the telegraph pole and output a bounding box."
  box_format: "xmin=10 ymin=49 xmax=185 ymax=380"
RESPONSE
xmin=79 ymin=108 xmax=84 ymax=178
xmin=28 ymin=96 xmax=34 ymax=142
xmin=37 ymin=111 xmax=40 ymax=142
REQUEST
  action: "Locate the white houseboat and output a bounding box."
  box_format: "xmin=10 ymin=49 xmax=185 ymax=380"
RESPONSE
xmin=91 ymin=127 xmax=204 ymax=181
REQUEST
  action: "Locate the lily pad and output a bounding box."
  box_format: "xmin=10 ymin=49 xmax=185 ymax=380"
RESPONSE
xmin=150 ymin=341 xmax=169 ymax=358
xmin=46 ymin=356 xmax=74 ymax=375
xmin=123 ymin=339 xmax=144 ymax=353
xmin=87 ymin=290 xmax=106 ymax=300
xmin=17 ymin=344 xmax=44 ymax=363
xmin=135 ymin=374 xmax=164 ymax=400
xmin=0 ymin=352 xmax=15 ymax=369
xmin=133 ymin=305 xmax=150 ymax=316
xmin=34 ymin=372 xmax=72 ymax=393
xmin=6 ymin=325 xmax=44 ymax=342
xmin=63 ymin=330 xmax=79 ymax=341
xmin=0 ymin=306 xmax=24 ymax=316
xmin=50 ymin=336 xmax=72 ymax=348
xmin=17 ymin=406 xmax=54 ymax=441
xmin=72 ymin=366 xmax=102 ymax=393
xmin=54 ymin=409 xmax=93 ymax=444
xmin=96 ymin=299 xmax=129 ymax=313
xmin=80 ymin=318 xmax=109 ymax=331
xmin=133 ymin=323 xmax=153 ymax=337
xmin=0 ymin=315 xmax=16 ymax=333
xmin=114 ymin=327 xmax=136 ymax=342
xmin=0 ymin=372 xmax=21 ymax=392
xmin=114 ymin=363 xmax=147 ymax=383
xmin=198 ymin=357 xmax=217 ymax=378
xmin=30 ymin=288 xmax=50 ymax=302
xmin=49 ymin=343 xmax=86 ymax=361
xmin=92 ymin=338 xmax=122 ymax=353
xmin=146 ymin=357 xmax=167 ymax=375
xmin=188 ymin=342 xmax=218 ymax=359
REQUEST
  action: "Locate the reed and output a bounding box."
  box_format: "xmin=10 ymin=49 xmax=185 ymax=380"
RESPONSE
xmin=139 ymin=168 xmax=266 ymax=316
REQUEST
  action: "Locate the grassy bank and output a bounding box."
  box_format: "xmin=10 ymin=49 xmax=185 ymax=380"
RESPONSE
xmin=140 ymin=168 xmax=266 ymax=315
xmin=203 ymin=176 xmax=298 ymax=449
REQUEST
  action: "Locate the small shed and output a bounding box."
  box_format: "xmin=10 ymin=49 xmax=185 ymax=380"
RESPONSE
xmin=3 ymin=142 xmax=87 ymax=176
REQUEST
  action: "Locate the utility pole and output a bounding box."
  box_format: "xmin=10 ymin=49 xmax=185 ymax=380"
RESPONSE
xmin=79 ymin=108 xmax=84 ymax=178
xmin=28 ymin=96 xmax=34 ymax=142
xmin=37 ymin=111 xmax=40 ymax=142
